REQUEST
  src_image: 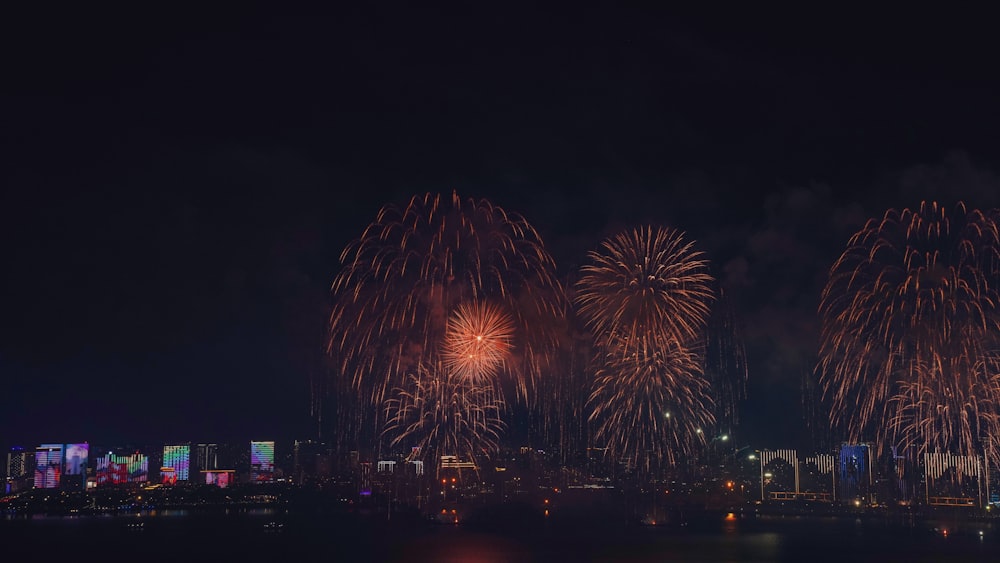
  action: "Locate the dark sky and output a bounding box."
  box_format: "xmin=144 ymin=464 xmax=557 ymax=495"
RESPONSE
xmin=3 ymin=5 xmax=1000 ymax=453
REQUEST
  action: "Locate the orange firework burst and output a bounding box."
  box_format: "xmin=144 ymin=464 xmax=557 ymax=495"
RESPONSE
xmin=442 ymin=301 xmax=515 ymax=381
xmin=327 ymin=191 xmax=566 ymax=449
xmin=575 ymin=226 xmax=715 ymax=473
xmin=574 ymin=226 xmax=714 ymax=352
xmin=818 ymin=201 xmax=1000 ymax=463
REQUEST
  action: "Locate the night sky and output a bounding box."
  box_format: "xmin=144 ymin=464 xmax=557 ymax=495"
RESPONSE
xmin=3 ymin=6 xmax=1000 ymax=453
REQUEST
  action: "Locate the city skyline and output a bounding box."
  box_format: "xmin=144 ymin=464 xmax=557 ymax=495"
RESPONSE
xmin=6 ymin=438 xmax=993 ymax=510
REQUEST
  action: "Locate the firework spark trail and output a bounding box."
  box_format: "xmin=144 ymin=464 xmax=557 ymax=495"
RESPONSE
xmin=818 ymin=200 xmax=1000 ymax=464
xmin=703 ymin=287 xmax=749 ymax=432
xmin=382 ymin=359 xmax=505 ymax=475
xmin=327 ymin=191 xmax=566 ymax=452
xmin=575 ymin=226 xmax=716 ymax=473
xmin=587 ymin=338 xmax=714 ymax=471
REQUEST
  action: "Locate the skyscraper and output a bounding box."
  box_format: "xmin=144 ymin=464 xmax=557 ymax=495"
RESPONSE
xmin=162 ymin=444 xmax=191 ymax=484
xmin=6 ymin=447 xmax=31 ymax=493
xmin=293 ymin=439 xmax=331 ymax=483
xmin=838 ymin=443 xmax=873 ymax=505
xmin=6 ymin=447 xmax=28 ymax=480
xmin=34 ymin=444 xmax=63 ymax=489
xmin=250 ymin=441 xmax=275 ymax=483
xmin=63 ymin=443 xmax=89 ymax=489
xmin=96 ymin=451 xmax=149 ymax=485
xmin=195 ymin=443 xmax=218 ymax=473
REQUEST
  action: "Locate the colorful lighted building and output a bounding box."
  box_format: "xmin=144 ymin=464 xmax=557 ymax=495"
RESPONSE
xmin=250 ymin=441 xmax=275 ymax=483
xmin=161 ymin=444 xmax=191 ymax=484
xmin=96 ymin=451 xmax=149 ymax=486
xmin=63 ymin=443 xmax=89 ymax=488
xmin=34 ymin=444 xmax=63 ymax=489
xmin=6 ymin=447 xmax=30 ymax=493
xmin=202 ymin=469 xmax=235 ymax=488
xmin=838 ymin=443 xmax=873 ymax=505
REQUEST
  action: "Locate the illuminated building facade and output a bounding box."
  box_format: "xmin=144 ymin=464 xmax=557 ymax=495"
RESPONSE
xmin=6 ymin=447 xmax=29 ymax=480
xmin=203 ymin=469 xmax=234 ymax=488
xmin=161 ymin=445 xmax=191 ymax=484
xmin=759 ymin=449 xmax=799 ymax=500
xmin=250 ymin=441 xmax=275 ymax=483
xmin=96 ymin=451 xmax=149 ymax=485
xmin=34 ymin=444 xmax=63 ymax=489
xmin=63 ymin=443 xmax=89 ymax=489
xmin=924 ymin=452 xmax=983 ymax=507
xmin=799 ymin=453 xmax=835 ymax=501
xmin=838 ymin=443 xmax=873 ymax=505
xmin=195 ymin=443 xmax=219 ymax=473
xmin=889 ymin=445 xmax=916 ymax=504
xmin=7 ymin=447 xmax=32 ymax=493
xmin=359 ymin=461 xmax=372 ymax=496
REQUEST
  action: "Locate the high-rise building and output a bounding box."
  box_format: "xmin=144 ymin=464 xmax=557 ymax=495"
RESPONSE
xmin=202 ymin=469 xmax=235 ymax=488
xmin=293 ymin=440 xmax=331 ymax=483
xmin=162 ymin=444 xmax=191 ymax=484
xmin=62 ymin=443 xmax=89 ymax=489
xmin=6 ymin=447 xmax=29 ymax=480
xmin=889 ymin=445 xmax=917 ymax=505
xmin=799 ymin=453 xmax=835 ymax=501
xmin=924 ymin=451 xmax=983 ymax=507
xmin=96 ymin=451 xmax=149 ymax=486
xmin=250 ymin=441 xmax=275 ymax=483
xmin=6 ymin=447 xmax=31 ymax=494
xmin=34 ymin=444 xmax=63 ymax=489
xmin=759 ymin=449 xmax=799 ymax=500
xmin=195 ymin=443 xmax=218 ymax=473
xmin=838 ymin=443 xmax=873 ymax=505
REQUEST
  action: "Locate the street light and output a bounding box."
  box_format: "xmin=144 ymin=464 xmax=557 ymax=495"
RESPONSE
xmin=707 ymin=434 xmax=733 ymax=469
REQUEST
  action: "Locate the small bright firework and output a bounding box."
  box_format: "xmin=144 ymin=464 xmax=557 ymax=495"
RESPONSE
xmin=818 ymin=200 xmax=1000 ymax=463
xmin=442 ymin=301 xmax=515 ymax=381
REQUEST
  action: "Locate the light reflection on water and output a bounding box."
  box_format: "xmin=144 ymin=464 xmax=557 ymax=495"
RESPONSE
xmin=4 ymin=506 xmax=274 ymax=521
xmin=388 ymin=525 xmax=787 ymax=563
xmin=2 ymin=510 xmax=1000 ymax=562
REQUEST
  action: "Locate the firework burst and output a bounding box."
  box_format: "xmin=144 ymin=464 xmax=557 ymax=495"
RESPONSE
xmin=575 ymin=226 xmax=716 ymax=472
xmin=574 ymin=226 xmax=714 ymax=352
xmin=383 ymin=360 xmax=505 ymax=475
xmin=442 ymin=301 xmax=515 ymax=381
xmin=327 ymin=191 xmax=566 ymax=450
xmin=818 ymin=200 xmax=1000 ymax=462
xmin=587 ymin=337 xmax=714 ymax=471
